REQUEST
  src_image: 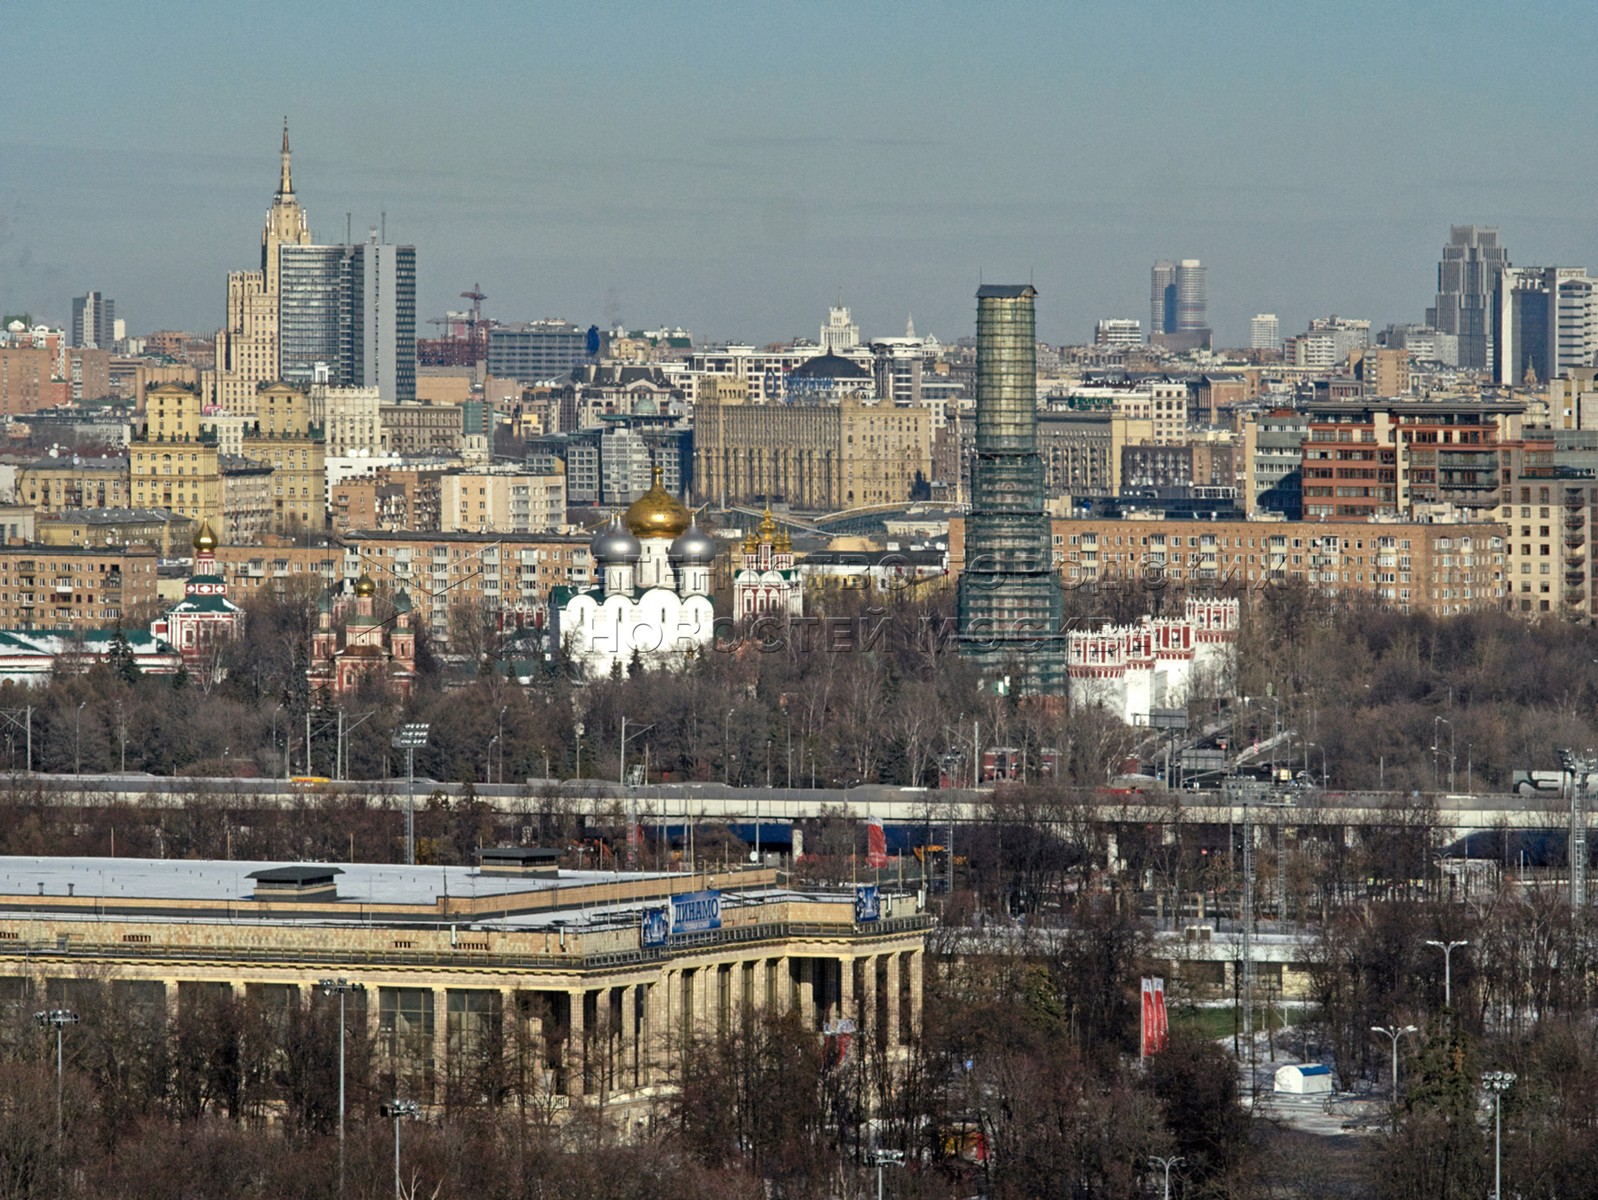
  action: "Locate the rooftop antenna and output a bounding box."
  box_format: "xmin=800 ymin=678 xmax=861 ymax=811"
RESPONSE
xmin=346 ymin=212 xmax=351 ymax=246
xmin=380 ymin=211 xmax=386 ymax=242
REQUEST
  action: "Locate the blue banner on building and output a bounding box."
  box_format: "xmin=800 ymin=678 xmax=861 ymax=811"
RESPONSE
xmin=854 ymin=884 xmax=880 ymax=923
xmin=641 ymin=906 xmax=670 ymax=948
xmin=671 ymin=890 xmax=721 ymax=933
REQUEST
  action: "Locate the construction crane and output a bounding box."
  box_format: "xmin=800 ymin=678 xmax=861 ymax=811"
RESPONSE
xmin=460 ymin=283 xmax=487 ymax=335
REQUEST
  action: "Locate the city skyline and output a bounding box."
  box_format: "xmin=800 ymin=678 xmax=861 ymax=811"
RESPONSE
xmin=6 ymin=2 xmax=1598 ymax=346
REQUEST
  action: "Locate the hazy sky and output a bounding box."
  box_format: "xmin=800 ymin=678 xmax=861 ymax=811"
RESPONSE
xmin=6 ymin=1 xmax=1598 ymax=348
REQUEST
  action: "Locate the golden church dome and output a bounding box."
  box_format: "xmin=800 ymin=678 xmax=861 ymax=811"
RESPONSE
xmin=624 ymin=466 xmax=691 ymax=539
xmin=353 ymin=572 xmax=376 ymax=597
xmin=193 ymin=519 xmax=219 ymax=554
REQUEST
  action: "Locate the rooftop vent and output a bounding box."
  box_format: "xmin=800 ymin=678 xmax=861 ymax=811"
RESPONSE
xmin=246 ymin=865 xmax=344 ymax=901
xmin=477 ymin=847 xmax=561 ymax=878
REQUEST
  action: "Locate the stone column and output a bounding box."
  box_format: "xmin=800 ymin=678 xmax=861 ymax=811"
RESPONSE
xmin=431 ymin=988 xmax=449 ymax=1103
xmin=797 ymin=959 xmax=816 ymax=1030
xmin=621 ymin=983 xmax=638 ymax=1089
xmin=839 ymin=956 xmax=855 ymax=1027
xmin=860 ymin=955 xmax=878 ymax=1046
xmin=884 ymin=952 xmax=902 ymax=1048
xmin=907 ymin=949 xmax=923 ymax=1041
xmin=775 ymin=955 xmax=791 ymax=1012
xmin=752 ymin=958 xmax=769 ymax=1011
xmin=648 ymin=976 xmax=668 ymax=1085
xmin=568 ymin=989 xmax=586 ymax=1099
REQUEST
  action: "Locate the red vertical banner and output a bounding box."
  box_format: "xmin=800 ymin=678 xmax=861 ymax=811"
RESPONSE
xmin=1141 ymin=976 xmax=1169 ymax=1057
xmin=866 ymin=817 xmax=888 ymax=868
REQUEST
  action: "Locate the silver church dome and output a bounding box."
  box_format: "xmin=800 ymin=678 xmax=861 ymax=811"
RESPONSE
xmin=669 ymin=520 xmax=718 ymax=565
xmin=591 ymin=514 xmax=642 ymax=563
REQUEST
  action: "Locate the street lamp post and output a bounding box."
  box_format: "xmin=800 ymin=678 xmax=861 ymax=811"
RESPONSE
xmin=1149 ymin=1155 xmax=1185 ymax=1200
xmin=870 ymin=1149 xmax=903 ymax=1200
xmin=319 ymin=979 xmax=362 ymax=1197
xmin=1483 ymin=1070 xmax=1516 ymax=1200
xmin=574 ymin=721 xmax=584 ymax=780
xmin=74 ymin=701 xmax=85 ymax=774
xmin=1424 ymin=939 xmax=1468 ymax=1009
xmin=1433 ymin=716 xmax=1455 ymax=792
xmin=486 ymin=735 xmax=500 ymax=786
xmin=380 ymin=1098 xmax=421 ymax=1200
xmin=724 ymin=708 xmax=734 ymax=784
xmin=497 ymin=704 xmax=507 ymax=784
xmin=1305 ymin=742 xmax=1328 ymax=788
xmin=1371 ymin=1024 xmax=1418 ymax=1106
xmin=34 ymin=1008 xmax=78 ymax=1141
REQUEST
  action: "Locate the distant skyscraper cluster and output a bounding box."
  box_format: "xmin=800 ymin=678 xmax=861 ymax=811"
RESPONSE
xmin=213 ymin=122 xmax=416 ymax=411
xmin=1493 ymin=265 xmax=1598 ymax=386
xmin=71 ymin=292 xmax=115 ymax=350
xmin=1427 ymin=225 xmax=1508 ymax=371
xmin=1149 ymin=259 xmax=1210 ymax=351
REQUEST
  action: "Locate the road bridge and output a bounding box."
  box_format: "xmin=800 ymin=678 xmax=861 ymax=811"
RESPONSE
xmin=0 ymin=774 xmax=1574 ymax=841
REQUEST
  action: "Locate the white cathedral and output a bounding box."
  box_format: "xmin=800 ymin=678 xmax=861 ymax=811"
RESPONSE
xmin=552 ymin=468 xmax=716 ymax=677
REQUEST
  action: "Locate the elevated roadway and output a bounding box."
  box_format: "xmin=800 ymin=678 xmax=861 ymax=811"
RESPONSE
xmin=0 ymin=774 xmax=1574 ymax=838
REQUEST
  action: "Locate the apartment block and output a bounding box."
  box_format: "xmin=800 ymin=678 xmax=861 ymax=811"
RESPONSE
xmin=15 ymin=456 xmax=131 ymax=513
xmin=244 ymin=382 xmax=327 ymax=535
xmin=693 ymin=394 xmax=931 ymax=510
xmin=36 ymin=508 xmax=193 ymax=557
xmin=211 ymin=543 xmax=347 ymax=603
xmin=0 ymin=544 xmax=159 ymax=630
xmin=380 ymin=402 xmax=464 ymax=455
xmin=439 ymin=469 xmax=567 ymax=533
xmin=342 ymin=530 xmax=593 ymax=643
xmin=1299 ymin=399 xmax=1525 ymax=521
xmin=947 ymin=515 xmax=1506 ymax=618
xmin=0 ymin=347 xmax=58 ymax=416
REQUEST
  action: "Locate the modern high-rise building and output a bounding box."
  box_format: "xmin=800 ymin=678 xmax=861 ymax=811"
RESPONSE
xmin=1493 ymin=266 xmax=1598 ymax=386
xmin=1094 ymin=318 xmax=1142 ymax=348
xmin=1427 ymin=225 xmax=1509 ymax=371
xmin=956 ymin=284 xmax=1066 ymax=695
xmin=1175 ymin=260 xmax=1207 ymax=332
xmin=279 ymin=235 xmax=417 ymax=403
xmin=1151 ymin=261 xmax=1178 ymax=335
xmin=1150 ymin=259 xmax=1210 ymax=350
xmin=71 ymin=292 xmax=115 ymax=349
xmin=487 ymin=321 xmax=595 ymax=383
xmin=1250 ymin=313 xmax=1281 ymax=352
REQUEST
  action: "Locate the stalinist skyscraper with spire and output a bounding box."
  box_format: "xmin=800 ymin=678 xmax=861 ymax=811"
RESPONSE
xmin=211 ymin=120 xmax=313 ymax=415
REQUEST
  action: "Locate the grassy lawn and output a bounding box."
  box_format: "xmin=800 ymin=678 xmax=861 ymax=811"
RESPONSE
xmin=1170 ymin=1005 xmax=1292 ymax=1041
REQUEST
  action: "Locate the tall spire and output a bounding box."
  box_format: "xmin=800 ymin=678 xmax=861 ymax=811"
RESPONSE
xmin=278 ymin=116 xmax=293 ymax=196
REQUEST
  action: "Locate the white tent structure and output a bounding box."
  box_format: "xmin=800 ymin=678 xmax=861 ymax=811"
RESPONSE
xmin=1273 ymin=1063 xmax=1333 ymax=1095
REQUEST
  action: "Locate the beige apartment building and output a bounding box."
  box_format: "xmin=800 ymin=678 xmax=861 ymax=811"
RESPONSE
xmin=15 ymin=456 xmax=131 ymax=512
xmin=36 ymin=508 xmax=193 ymax=557
xmin=694 ymin=391 xmax=931 ymax=511
xmin=0 ymin=544 xmax=159 ymax=630
xmin=221 ymin=457 xmax=276 ymax=546
xmin=948 ymin=515 xmax=1507 ymax=618
xmin=344 ymin=530 xmax=592 ymax=643
xmin=212 ymin=542 xmax=345 ymax=602
xmin=330 ymin=468 xmax=445 ymax=533
xmin=381 ymin=402 xmax=464 ymax=455
xmin=1037 ymin=409 xmax=1155 ymax=496
xmin=129 ymin=383 xmax=225 ymax=535
xmin=310 ymin=382 xmax=384 ymax=455
xmin=439 ymin=468 xmax=567 ymax=533
xmin=244 ymin=383 xmax=327 ymax=535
